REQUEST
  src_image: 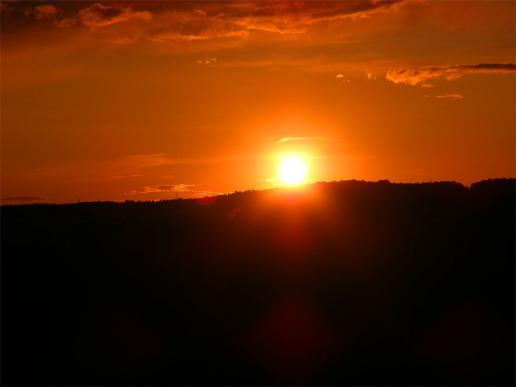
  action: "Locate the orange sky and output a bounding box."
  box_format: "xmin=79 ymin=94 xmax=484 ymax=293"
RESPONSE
xmin=1 ymin=0 xmax=515 ymax=203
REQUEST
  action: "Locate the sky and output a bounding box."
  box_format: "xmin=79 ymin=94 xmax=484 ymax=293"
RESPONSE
xmin=1 ymin=0 xmax=515 ymax=203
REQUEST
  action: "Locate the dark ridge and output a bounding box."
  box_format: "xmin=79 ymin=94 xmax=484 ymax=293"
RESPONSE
xmin=0 ymin=178 xmax=499 ymax=207
xmin=1 ymin=179 xmax=514 ymax=386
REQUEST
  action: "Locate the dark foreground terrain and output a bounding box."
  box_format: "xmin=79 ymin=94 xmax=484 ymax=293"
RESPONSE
xmin=1 ymin=179 xmax=515 ymax=385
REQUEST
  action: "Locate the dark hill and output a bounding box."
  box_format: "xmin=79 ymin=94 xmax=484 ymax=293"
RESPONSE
xmin=1 ymin=179 xmax=515 ymax=385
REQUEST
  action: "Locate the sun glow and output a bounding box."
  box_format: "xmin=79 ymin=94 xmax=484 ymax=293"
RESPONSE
xmin=278 ymin=155 xmax=308 ymax=186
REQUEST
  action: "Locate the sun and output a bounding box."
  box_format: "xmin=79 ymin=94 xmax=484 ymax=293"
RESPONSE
xmin=278 ymin=155 xmax=307 ymax=186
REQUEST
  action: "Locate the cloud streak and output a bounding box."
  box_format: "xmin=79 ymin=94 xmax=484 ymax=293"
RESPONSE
xmin=273 ymin=136 xmax=338 ymax=145
xmin=425 ymin=93 xmax=464 ymax=100
xmin=386 ymin=63 xmax=516 ymax=86
xmin=125 ymin=184 xmax=221 ymax=198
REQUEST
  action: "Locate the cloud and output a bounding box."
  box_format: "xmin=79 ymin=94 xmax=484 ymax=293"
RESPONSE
xmin=125 ymin=184 xmax=196 ymax=195
xmin=125 ymin=183 xmax=221 ymax=198
xmin=336 ymin=73 xmax=350 ymax=82
xmin=386 ymin=63 xmax=516 ymax=86
xmin=5 ymin=0 xmax=407 ymax=42
xmin=196 ymin=58 xmax=217 ymax=65
xmin=305 ymin=0 xmax=405 ymax=22
xmin=151 ymin=0 xmax=406 ymax=41
xmin=147 ymin=11 xmax=253 ymax=43
xmin=272 ymin=136 xmax=339 ymax=145
xmin=366 ymin=71 xmax=377 ymax=80
xmin=78 ymin=3 xmax=152 ymax=28
xmin=149 ymin=31 xmax=249 ymax=43
xmin=425 ymin=93 xmax=464 ymax=100
xmin=1 ymin=195 xmax=46 ymax=203
xmin=29 ymin=4 xmax=59 ymax=20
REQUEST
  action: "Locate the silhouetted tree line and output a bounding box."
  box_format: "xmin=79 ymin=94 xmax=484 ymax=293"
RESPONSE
xmin=1 ymin=179 xmax=514 ymax=385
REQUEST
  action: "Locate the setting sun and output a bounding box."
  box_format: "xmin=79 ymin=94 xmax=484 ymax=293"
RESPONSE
xmin=278 ymin=155 xmax=307 ymax=186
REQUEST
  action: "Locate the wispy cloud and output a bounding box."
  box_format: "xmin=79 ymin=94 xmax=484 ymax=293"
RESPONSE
xmin=78 ymin=3 xmax=152 ymax=29
xmin=272 ymin=136 xmax=339 ymax=145
xmin=425 ymin=93 xmax=464 ymax=100
xmin=125 ymin=183 xmax=196 ymax=195
xmin=336 ymin=73 xmax=350 ymax=83
xmin=366 ymin=71 xmax=377 ymax=80
xmin=196 ymin=57 xmax=217 ymax=65
xmin=124 ymin=183 xmax=221 ymax=198
xmin=386 ymin=63 xmax=516 ymax=86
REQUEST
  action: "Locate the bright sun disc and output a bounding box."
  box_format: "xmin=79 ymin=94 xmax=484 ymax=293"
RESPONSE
xmin=278 ymin=155 xmax=307 ymax=186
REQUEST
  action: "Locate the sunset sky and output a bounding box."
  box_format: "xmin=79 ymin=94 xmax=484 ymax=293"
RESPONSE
xmin=1 ymin=0 xmax=515 ymax=203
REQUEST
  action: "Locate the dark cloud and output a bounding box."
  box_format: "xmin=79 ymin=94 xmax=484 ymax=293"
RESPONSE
xmin=28 ymin=4 xmax=59 ymax=20
xmin=78 ymin=3 xmax=152 ymax=28
xmin=151 ymin=0 xmax=406 ymax=41
xmin=3 ymin=0 xmax=406 ymax=40
xmin=386 ymin=63 xmax=516 ymax=86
